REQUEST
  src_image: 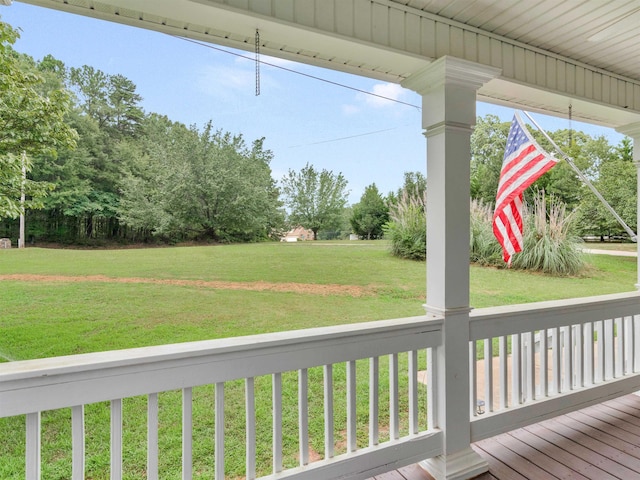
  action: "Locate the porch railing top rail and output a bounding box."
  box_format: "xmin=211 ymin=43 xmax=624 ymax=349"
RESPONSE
xmin=0 ymin=314 xmax=443 ymax=418
xmin=469 ymin=291 xmax=640 ymax=340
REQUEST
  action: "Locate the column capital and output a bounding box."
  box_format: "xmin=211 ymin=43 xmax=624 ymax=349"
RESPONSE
xmin=616 ymin=121 xmax=640 ymax=139
xmin=401 ymin=56 xmax=501 ymax=96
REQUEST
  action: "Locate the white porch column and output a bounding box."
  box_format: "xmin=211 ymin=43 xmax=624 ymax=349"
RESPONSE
xmin=402 ymin=57 xmax=500 ymax=480
xmin=616 ymin=122 xmax=640 ymax=288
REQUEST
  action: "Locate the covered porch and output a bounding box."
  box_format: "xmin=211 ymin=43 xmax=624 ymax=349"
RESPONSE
xmin=3 ymin=1 xmax=640 ymax=479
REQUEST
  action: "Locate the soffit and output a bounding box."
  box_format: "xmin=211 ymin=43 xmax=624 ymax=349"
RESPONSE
xmin=392 ymin=0 xmax=640 ymax=82
xmin=14 ymin=0 xmax=640 ymax=128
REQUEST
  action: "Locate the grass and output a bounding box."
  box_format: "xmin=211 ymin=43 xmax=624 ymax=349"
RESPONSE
xmin=0 ymin=241 xmax=637 ymax=478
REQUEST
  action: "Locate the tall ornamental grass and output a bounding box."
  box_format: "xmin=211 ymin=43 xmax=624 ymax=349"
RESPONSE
xmin=470 ymin=199 xmax=503 ymax=266
xmin=510 ymin=192 xmax=585 ymax=276
xmin=383 ymin=188 xmax=426 ymax=261
xmin=390 ymin=188 xmax=585 ymax=276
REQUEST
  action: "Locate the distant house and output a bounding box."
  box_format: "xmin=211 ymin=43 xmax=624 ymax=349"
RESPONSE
xmin=281 ymin=226 xmax=314 ymax=242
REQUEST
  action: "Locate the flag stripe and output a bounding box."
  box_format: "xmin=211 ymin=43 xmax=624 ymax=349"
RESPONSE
xmin=495 ymin=156 xmax=556 ymax=209
xmin=492 ymin=113 xmax=558 ymax=264
xmin=496 ymin=151 xmax=547 ymax=199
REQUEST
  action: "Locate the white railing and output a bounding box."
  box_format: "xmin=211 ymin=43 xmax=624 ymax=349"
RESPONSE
xmin=5 ymin=292 xmax=640 ymax=479
xmin=469 ymin=291 xmax=640 ymax=442
xmin=0 ymin=316 xmax=443 ymax=480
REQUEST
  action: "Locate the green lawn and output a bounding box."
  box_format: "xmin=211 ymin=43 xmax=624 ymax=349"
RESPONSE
xmin=0 ymin=242 xmax=635 ymax=362
xmin=0 ymin=242 xmax=637 ymax=478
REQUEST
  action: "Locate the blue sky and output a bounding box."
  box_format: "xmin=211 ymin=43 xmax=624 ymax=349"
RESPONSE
xmin=0 ymin=2 xmax=625 ymax=203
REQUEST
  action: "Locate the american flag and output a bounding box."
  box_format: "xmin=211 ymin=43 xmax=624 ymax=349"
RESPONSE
xmin=493 ymin=113 xmax=559 ymax=264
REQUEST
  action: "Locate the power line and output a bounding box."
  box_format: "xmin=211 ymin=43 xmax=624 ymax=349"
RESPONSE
xmin=173 ymin=35 xmax=421 ymax=110
xmin=288 ymin=126 xmax=403 ymax=148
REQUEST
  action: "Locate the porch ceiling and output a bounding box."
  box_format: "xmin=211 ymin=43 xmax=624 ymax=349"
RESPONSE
xmin=14 ymin=0 xmax=640 ymax=128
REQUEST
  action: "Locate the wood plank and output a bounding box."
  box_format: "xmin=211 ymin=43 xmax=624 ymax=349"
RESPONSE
xmin=397 ymin=464 xmax=432 ymax=479
xmin=525 ymin=422 xmax=639 ymax=479
xmin=472 ymin=442 xmax=528 ymax=480
xmin=492 ymin=432 xmax=590 ymax=479
xmin=597 ymin=402 xmax=640 ymax=429
xmin=543 ymin=416 xmax=640 ymax=472
xmin=509 ymin=427 xmax=616 ymax=479
xmin=567 ymin=410 xmax=640 ymax=446
xmin=551 ymin=414 xmax=640 ymax=462
xmin=474 ymin=436 xmax=553 ymax=479
xmin=369 ymin=395 xmax=640 ymax=480
xmin=373 ymin=470 xmax=405 ymax=480
xmin=606 ymin=396 xmax=640 ymax=416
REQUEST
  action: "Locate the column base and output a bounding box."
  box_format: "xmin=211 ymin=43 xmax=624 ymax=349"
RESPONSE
xmin=419 ymin=447 xmax=488 ymax=480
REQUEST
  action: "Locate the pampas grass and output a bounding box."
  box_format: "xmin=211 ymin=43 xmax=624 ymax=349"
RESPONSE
xmin=470 ymin=199 xmax=503 ymax=266
xmin=384 ymin=188 xmax=426 ymax=261
xmin=510 ymin=191 xmax=585 ymax=276
xmin=386 ymin=186 xmax=584 ymax=276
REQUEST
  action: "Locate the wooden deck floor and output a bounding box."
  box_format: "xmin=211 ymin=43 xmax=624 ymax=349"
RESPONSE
xmin=369 ymin=394 xmax=640 ymax=480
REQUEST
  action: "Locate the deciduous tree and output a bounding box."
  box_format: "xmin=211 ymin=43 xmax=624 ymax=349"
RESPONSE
xmin=350 ymin=183 xmax=388 ymax=239
xmin=119 ymin=117 xmax=284 ymax=242
xmin=280 ymin=163 xmax=349 ymax=240
xmin=0 ymin=20 xmax=76 ymax=219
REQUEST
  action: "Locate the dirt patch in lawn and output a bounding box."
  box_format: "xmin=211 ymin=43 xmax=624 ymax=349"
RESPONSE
xmin=0 ymin=274 xmax=371 ymax=297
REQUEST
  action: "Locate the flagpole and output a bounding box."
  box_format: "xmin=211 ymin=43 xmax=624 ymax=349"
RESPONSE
xmin=521 ymin=110 xmax=638 ymax=242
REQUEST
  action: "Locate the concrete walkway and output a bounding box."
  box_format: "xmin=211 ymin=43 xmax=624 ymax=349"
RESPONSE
xmin=582 ymin=247 xmax=637 ymax=257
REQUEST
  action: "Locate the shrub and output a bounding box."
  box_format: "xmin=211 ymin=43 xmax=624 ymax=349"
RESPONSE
xmin=384 ymin=188 xmax=426 ymax=261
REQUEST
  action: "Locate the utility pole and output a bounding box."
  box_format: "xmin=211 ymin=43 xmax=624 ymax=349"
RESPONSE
xmin=18 ymin=151 xmax=26 ymax=248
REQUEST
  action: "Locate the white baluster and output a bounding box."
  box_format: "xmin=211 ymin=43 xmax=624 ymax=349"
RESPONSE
xmin=183 ymin=388 xmax=193 ymax=480
xmin=324 ymin=365 xmax=334 ymax=458
xmin=409 ymin=350 xmax=419 ymax=434
xmin=111 ymin=399 xmax=122 ymax=480
xmin=72 ymin=405 xmax=85 ymax=480
xmin=499 ymin=336 xmax=508 ymax=409
xmin=245 ymin=378 xmax=256 ymax=480
xmin=298 ymin=369 xmax=309 ymax=465
xmin=390 ymin=353 xmax=399 ymax=440
xmin=272 ymin=373 xmax=282 ymax=473
xmin=369 ymin=357 xmax=379 ymax=446
xmin=215 ymin=383 xmax=224 ymax=480
xmin=147 ymin=395 xmax=158 ymax=480
xmin=346 ymin=361 xmax=356 ymax=452
xmin=26 ymin=412 xmax=40 ymax=480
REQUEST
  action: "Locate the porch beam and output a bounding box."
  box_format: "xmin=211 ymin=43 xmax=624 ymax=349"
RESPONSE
xmin=402 ymin=56 xmax=499 ymax=480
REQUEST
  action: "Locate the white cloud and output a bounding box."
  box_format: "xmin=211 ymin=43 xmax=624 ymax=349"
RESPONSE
xmin=197 ymin=65 xmax=254 ymax=99
xmin=196 ymin=60 xmax=283 ymax=100
xmin=342 ymin=104 xmax=360 ymax=115
xmin=361 ymin=82 xmax=408 ymax=108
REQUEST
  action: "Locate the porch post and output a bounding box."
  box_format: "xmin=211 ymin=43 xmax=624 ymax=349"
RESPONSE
xmin=615 ymin=122 xmax=640 ymax=288
xmin=402 ymin=57 xmax=499 ymax=480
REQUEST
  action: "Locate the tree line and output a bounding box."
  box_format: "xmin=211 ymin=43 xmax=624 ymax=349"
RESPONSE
xmin=0 ymin=18 xmax=635 ymax=247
